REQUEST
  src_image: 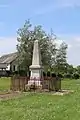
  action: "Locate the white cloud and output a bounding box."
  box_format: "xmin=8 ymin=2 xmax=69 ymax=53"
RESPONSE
xmin=34 ymin=0 xmax=80 ymax=16
xmin=0 ymin=37 xmax=17 ymax=56
xmin=67 ymin=44 xmax=72 ymax=50
xmin=62 ymin=36 xmax=80 ymax=66
xmin=55 ymin=0 xmax=80 ymax=7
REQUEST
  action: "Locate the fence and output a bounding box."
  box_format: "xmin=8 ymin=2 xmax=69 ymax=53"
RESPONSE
xmin=10 ymin=76 xmax=61 ymax=92
xmin=10 ymin=76 xmax=29 ymax=91
xmin=42 ymin=76 xmax=61 ymax=91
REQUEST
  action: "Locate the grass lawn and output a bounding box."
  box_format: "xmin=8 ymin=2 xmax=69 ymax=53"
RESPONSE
xmin=0 ymin=78 xmax=80 ymax=120
xmin=0 ymin=77 xmax=10 ymax=91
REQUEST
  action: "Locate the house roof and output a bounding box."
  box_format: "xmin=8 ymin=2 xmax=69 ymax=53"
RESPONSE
xmin=0 ymin=52 xmax=18 ymax=64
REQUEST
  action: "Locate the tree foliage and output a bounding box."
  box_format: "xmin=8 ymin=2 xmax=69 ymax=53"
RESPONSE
xmin=53 ymin=42 xmax=68 ymax=73
xmin=17 ymin=20 xmax=68 ymax=73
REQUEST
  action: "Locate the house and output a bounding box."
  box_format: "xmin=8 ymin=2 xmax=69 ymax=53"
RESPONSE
xmin=0 ymin=52 xmax=18 ymax=76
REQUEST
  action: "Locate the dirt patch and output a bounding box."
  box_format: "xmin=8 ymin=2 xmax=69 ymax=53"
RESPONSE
xmin=52 ymin=90 xmax=74 ymax=96
xmin=0 ymin=89 xmax=74 ymax=100
xmin=0 ymin=91 xmax=22 ymax=100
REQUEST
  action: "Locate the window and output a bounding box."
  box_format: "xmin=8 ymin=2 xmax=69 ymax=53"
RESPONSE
xmin=13 ymin=65 xmax=15 ymax=71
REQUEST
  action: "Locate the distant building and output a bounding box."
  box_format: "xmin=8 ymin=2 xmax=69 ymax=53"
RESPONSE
xmin=0 ymin=52 xmax=18 ymax=76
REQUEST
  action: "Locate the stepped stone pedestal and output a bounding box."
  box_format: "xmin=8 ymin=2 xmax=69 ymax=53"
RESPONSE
xmin=27 ymin=40 xmax=43 ymax=90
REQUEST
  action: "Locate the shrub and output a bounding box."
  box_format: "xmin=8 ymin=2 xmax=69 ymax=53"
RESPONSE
xmin=64 ymin=73 xmax=72 ymax=79
xmin=57 ymin=73 xmax=63 ymax=78
xmin=18 ymin=70 xmax=27 ymax=76
xmin=47 ymin=71 xmax=51 ymax=77
xmin=43 ymin=72 xmax=46 ymax=77
xmin=73 ymin=73 xmax=80 ymax=79
xmin=51 ymin=73 xmax=56 ymax=77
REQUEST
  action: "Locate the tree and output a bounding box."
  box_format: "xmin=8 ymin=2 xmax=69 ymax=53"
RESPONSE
xmin=16 ymin=20 xmax=56 ymax=72
xmin=76 ymin=65 xmax=80 ymax=74
xmin=53 ymin=42 xmax=68 ymax=74
xmin=66 ymin=64 xmax=74 ymax=74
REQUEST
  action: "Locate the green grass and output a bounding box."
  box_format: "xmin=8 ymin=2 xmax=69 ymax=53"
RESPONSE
xmin=0 ymin=78 xmax=80 ymax=120
xmin=0 ymin=77 xmax=10 ymax=91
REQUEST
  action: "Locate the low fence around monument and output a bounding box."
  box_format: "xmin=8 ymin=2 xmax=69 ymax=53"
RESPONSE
xmin=42 ymin=77 xmax=61 ymax=91
xmin=10 ymin=76 xmax=61 ymax=91
xmin=10 ymin=76 xmax=29 ymax=91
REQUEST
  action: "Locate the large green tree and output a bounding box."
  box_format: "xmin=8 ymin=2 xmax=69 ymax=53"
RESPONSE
xmin=76 ymin=65 xmax=80 ymax=74
xmin=17 ymin=20 xmax=56 ymax=72
xmin=16 ymin=20 xmax=68 ymax=74
xmin=53 ymin=42 xmax=68 ymax=74
xmin=66 ymin=64 xmax=74 ymax=74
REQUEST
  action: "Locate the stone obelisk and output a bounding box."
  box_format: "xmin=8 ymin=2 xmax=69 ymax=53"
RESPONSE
xmin=28 ymin=40 xmax=43 ymax=87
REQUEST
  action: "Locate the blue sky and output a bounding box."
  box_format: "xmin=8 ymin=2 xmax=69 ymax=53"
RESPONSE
xmin=0 ymin=0 xmax=80 ymax=66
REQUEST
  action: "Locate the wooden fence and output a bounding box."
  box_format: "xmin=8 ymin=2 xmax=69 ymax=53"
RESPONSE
xmin=10 ymin=76 xmax=61 ymax=92
xmin=10 ymin=76 xmax=29 ymax=91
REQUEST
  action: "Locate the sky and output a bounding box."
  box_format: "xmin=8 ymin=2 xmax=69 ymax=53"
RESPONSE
xmin=0 ymin=0 xmax=80 ymax=66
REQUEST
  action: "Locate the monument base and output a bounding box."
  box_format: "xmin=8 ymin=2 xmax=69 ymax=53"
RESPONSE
xmin=25 ymin=77 xmax=42 ymax=91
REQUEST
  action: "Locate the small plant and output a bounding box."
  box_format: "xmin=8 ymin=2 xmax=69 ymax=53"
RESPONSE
xmin=73 ymin=73 xmax=80 ymax=79
xmin=47 ymin=71 xmax=51 ymax=77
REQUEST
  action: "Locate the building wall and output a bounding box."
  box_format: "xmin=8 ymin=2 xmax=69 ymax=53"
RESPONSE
xmin=6 ymin=64 xmax=10 ymax=71
xmin=10 ymin=59 xmax=18 ymax=72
